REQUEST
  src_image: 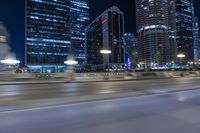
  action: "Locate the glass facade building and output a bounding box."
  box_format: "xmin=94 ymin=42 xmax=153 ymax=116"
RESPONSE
xmin=26 ymin=0 xmax=71 ymax=73
xmin=0 ymin=22 xmax=10 ymax=60
xmin=136 ymin=0 xmax=175 ymax=68
xmin=168 ymin=0 xmax=177 ymax=63
xmin=176 ymin=0 xmax=194 ymax=63
xmin=86 ymin=6 xmax=125 ymax=71
xmin=70 ymin=0 xmax=89 ymax=65
xmin=124 ymin=33 xmax=138 ymax=69
xmin=193 ymin=17 xmax=200 ymax=63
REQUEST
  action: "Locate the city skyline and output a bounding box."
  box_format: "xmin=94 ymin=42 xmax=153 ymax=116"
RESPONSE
xmin=2 ymin=1 xmax=200 ymax=132
xmin=0 ymin=0 xmax=200 ymax=66
xmin=0 ymin=0 xmax=135 ymax=66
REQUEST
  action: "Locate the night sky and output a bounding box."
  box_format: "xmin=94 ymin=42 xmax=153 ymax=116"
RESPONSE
xmin=0 ymin=0 xmax=199 ymax=65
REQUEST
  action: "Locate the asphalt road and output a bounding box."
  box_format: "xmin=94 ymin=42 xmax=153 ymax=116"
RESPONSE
xmin=1 ymin=77 xmax=200 ymax=101
xmin=1 ymin=88 xmax=200 ymax=133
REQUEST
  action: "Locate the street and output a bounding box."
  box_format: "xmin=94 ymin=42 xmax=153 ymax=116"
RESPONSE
xmin=0 ymin=77 xmax=200 ymax=133
xmin=1 ymin=86 xmax=200 ymax=133
xmin=1 ymin=77 xmax=200 ymax=102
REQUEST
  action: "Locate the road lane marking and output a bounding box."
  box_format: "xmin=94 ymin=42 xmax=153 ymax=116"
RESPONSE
xmin=1 ymin=87 xmax=200 ymax=115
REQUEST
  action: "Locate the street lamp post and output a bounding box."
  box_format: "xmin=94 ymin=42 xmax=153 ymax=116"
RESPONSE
xmin=0 ymin=59 xmax=20 ymax=73
xmin=64 ymin=60 xmax=78 ymax=66
xmin=100 ymin=49 xmax=111 ymax=71
xmin=64 ymin=59 xmax=78 ymax=82
xmin=177 ymin=54 xmax=186 ymax=67
xmin=64 ymin=59 xmax=78 ymax=72
xmin=0 ymin=59 xmax=20 ymax=65
xmin=100 ymin=49 xmax=112 ymax=54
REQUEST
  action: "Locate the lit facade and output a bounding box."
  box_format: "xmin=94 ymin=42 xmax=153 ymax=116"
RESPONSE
xmin=136 ymin=0 xmax=174 ymax=68
xmin=86 ymin=6 xmax=125 ymax=70
xmin=26 ymin=0 xmax=71 ymax=73
xmin=0 ymin=22 xmax=19 ymax=72
xmin=193 ymin=17 xmax=200 ymax=63
xmin=0 ymin=22 xmax=9 ymax=60
xmin=176 ymin=0 xmax=194 ymax=63
xmin=124 ymin=33 xmax=138 ymax=69
xmin=70 ymin=0 xmax=89 ymax=65
xmin=168 ymin=0 xmax=177 ymax=63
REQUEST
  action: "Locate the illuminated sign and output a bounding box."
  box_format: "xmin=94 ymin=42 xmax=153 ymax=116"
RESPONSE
xmin=102 ymin=19 xmax=107 ymax=24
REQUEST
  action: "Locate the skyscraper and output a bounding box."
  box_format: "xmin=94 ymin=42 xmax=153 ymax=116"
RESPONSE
xmin=136 ymin=0 xmax=173 ymax=69
xmin=26 ymin=0 xmax=71 ymax=73
xmin=70 ymin=0 xmax=90 ymax=65
xmin=86 ymin=6 xmax=125 ymax=71
xmin=124 ymin=33 xmax=138 ymax=69
xmin=168 ymin=0 xmax=177 ymax=63
xmin=0 ymin=22 xmax=10 ymax=60
xmin=176 ymin=0 xmax=194 ymax=63
xmin=193 ymin=17 xmax=200 ymax=63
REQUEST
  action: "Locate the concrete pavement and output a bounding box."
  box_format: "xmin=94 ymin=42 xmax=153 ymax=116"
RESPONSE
xmin=1 ymin=77 xmax=200 ymax=112
xmin=1 ymin=88 xmax=200 ymax=133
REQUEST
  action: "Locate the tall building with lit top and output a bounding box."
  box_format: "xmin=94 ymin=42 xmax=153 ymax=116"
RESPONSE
xmin=70 ymin=0 xmax=89 ymax=65
xmin=86 ymin=6 xmax=125 ymax=70
xmin=136 ymin=0 xmax=174 ymax=68
xmin=176 ymin=0 xmax=194 ymax=63
xmin=26 ymin=0 xmax=71 ymax=73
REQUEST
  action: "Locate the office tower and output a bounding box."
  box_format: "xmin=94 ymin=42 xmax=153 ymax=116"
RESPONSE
xmin=176 ymin=0 xmax=194 ymax=63
xmin=168 ymin=0 xmax=177 ymax=63
xmin=86 ymin=6 xmax=125 ymax=70
xmin=70 ymin=0 xmax=90 ymax=65
xmin=0 ymin=22 xmax=18 ymax=72
xmin=124 ymin=33 xmax=138 ymax=69
xmin=193 ymin=17 xmax=200 ymax=63
xmin=0 ymin=22 xmax=10 ymax=60
xmin=136 ymin=0 xmax=172 ymax=68
xmin=26 ymin=0 xmax=71 ymax=73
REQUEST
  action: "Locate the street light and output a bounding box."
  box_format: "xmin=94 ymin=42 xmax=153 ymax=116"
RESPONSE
xmin=177 ymin=54 xmax=186 ymax=58
xmin=64 ymin=60 xmax=78 ymax=65
xmin=0 ymin=59 xmax=20 ymax=65
xmin=100 ymin=49 xmax=111 ymax=54
xmin=177 ymin=54 xmax=186 ymax=67
xmin=64 ymin=59 xmax=78 ymax=82
xmin=100 ymin=49 xmax=111 ymax=71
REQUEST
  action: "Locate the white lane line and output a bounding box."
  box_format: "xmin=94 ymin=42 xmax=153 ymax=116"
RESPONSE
xmin=1 ymin=87 xmax=200 ymax=115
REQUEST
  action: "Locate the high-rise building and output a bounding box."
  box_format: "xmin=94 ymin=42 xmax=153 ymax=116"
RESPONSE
xmin=193 ymin=17 xmax=200 ymax=63
xmin=86 ymin=6 xmax=125 ymax=70
xmin=136 ymin=0 xmax=173 ymax=68
xmin=0 ymin=22 xmax=10 ymax=60
xmin=70 ymin=0 xmax=90 ymax=65
xmin=26 ymin=0 xmax=71 ymax=73
xmin=168 ymin=0 xmax=177 ymax=63
xmin=176 ymin=0 xmax=194 ymax=63
xmin=123 ymin=33 xmax=138 ymax=69
xmin=0 ymin=22 xmax=19 ymax=72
